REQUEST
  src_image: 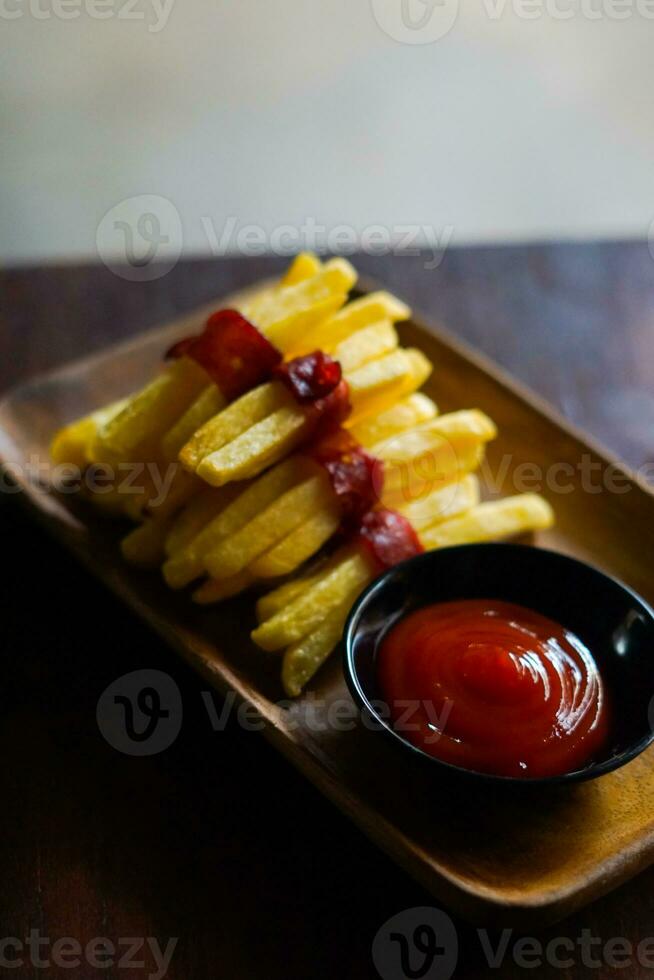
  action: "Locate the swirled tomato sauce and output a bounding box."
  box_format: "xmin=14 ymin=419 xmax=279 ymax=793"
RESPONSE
xmin=377 ymin=600 xmax=609 ymax=778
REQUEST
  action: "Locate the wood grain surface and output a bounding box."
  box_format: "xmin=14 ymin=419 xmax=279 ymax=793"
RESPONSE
xmin=1 ymin=245 xmax=654 ymax=979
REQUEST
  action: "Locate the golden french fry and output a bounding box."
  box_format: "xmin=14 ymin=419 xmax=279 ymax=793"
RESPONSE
xmin=192 ymin=570 xmax=255 ymax=604
xmin=251 ymin=547 xmax=373 ymax=652
xmin=180 ymin=381 xmax=290 ymax=471
xmin=144 ymin=467 xmax=199 ymax=522
xmin=376 ymin=411 xmax=495 ymax=505
xmin=196 ymin=403 xmax=310 ymax=487
xmin=419 ymin=494 xmax=554 ymax=550
xmin=91 ymin=357 xmax=208 ymax=462
xmin=280 ymin=252 xmax=322 ymax=286
xmin=204 ymin=468 xmax=333 ymax=580
xmin=256 ymin=579 xmax=316 ymax=623
xmin=396 ymin=474 xmax=480 ymax=532
xmin=345 ymin=348 xmax=432 ymax=424
xmin=281 ymin=591 xmax=357 ymax=697
xmin=255 ymin=548 xmax=348 ymax=622
xmin=164 ymin=483 xmax=242 ymax=557
xmin=121 ymin=516 xmax=172 ymax=567
xmin=301 ymin=291 xmax=411 ymax=353
xmin=248 ymin=502 xmax=342 ymax=579
xmin=236 ymin=254 xmax=323 ymax=322
xmin=247 ymin=258 xmax=356 ymax=352
xmin=404 ymin=348 xmax=433 ymax=391
xmin=381 ymin=441 xmax=485 ymax=506
xmin=349 ymin=393 xmax=437 ymax=447
xmin=163 ymin=456 xmax=309 ymax=588
xmin=161 ymin=385 xmax=226 ymax=462
xmin=256 ymin=570 xmax=326 ymax=622
xmin=50 ymin=398 xmax=129 ymax=469
xmin=332 ymin=320 xmax=398 ymax=373
xmin=373 ymin=410 xmax=497 ymax=462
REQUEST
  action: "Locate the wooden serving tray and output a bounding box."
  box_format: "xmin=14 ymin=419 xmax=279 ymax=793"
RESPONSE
xmin=2 ymin=278 xmax=654 ymax=928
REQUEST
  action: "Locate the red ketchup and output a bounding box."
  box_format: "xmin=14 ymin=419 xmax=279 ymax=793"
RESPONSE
xmin=377 ymin=600 xmax=609 ymax=778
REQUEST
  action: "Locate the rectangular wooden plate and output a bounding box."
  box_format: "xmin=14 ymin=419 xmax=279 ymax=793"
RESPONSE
xmin=2 ymin=277 xmax=654 ymax=928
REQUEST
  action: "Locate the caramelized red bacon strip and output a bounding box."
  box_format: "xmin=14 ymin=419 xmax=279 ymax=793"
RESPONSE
xmin=273 ymin=350 xmax=342 ymax=403
xmin=166 ymin=309 xmax=282 ymax=401
xmin=273 ymin=351 xmax=352 ymax=436
xmin=357 ymin=508 xmax=424 ymax=572
xmin=310 ymin=428 xmax=381 ymax=522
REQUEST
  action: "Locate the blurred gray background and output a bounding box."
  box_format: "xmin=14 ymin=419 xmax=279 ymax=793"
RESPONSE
xmin=3 ymin=0 xmax=654 ymax=264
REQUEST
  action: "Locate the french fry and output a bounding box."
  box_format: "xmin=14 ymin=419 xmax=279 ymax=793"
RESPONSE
xmin=255 ymin=556 xmax=342 ymax=621
xmin=164 ymin=483 xmax=242 ymax=557
xmin=346 ymin=348 xmax=432 ymax=424
xmin=396 ymin=474 xmax=480 ymax=532
xmin=332 ymin=320 xmax=398 ymax=373
xmin=161 ymin=385 xmax=226 ymax=462
xmin=381 ymin=441 xmax=485 ymax=506
xmin=246 ymin=258 xmax=356 ymax=352
xmin=251 ymin=547 xmax=374 ymax=652
xmin=373 ymin=410 xmax=496 ymax=462
xmin=419 ymin=494 xmax=555 ymax=550
xmin=180 ymin=381 xmax=291 ymax=471
xmin=281 ymin=591 xmax=358 ymax=697
xmin=196 ymin=402 xmax=311 ymax=487
xmin=300 ymin=291 xmax=410 ymax=354
xmin=203 ymin=468 xmax=333 ymax=581
xmin=376 ymin=411 xmax=496 ymax=505
xmin=192 ymin=571 xmax=255 ymax=604
xmin=279 ymin=252 xmax=322 ymax=286
xmin=91 ymin=357 xmax=209 ymax=462
xmin=163 ymin=456 xmax=310 ymax=588
xmin=349 ymin=393 xmax=437 ymax=447
xmin=143 ymin=467 xmax=199 ymax=522
xmin=121 ymin=516 xmax=172 ymax=567
xmin=256 ymin=578 xmax=318 ymax=623
xmin=50 ymin=398 xmax=128 ymax=469
xmin=248 ymin=502 xmax=342 ymax=579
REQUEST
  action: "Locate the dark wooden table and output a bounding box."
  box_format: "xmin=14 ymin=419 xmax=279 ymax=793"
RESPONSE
xmin=2 ymin=245 xmax=654 ymax=979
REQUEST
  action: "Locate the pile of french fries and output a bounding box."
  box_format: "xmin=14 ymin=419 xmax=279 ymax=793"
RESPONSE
xmin=51 ymin=253 xmax=554 ymax=697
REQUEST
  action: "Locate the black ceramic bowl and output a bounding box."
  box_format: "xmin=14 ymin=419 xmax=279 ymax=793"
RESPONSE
xmin=343 ymin=543 xmax=654 ymax=785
